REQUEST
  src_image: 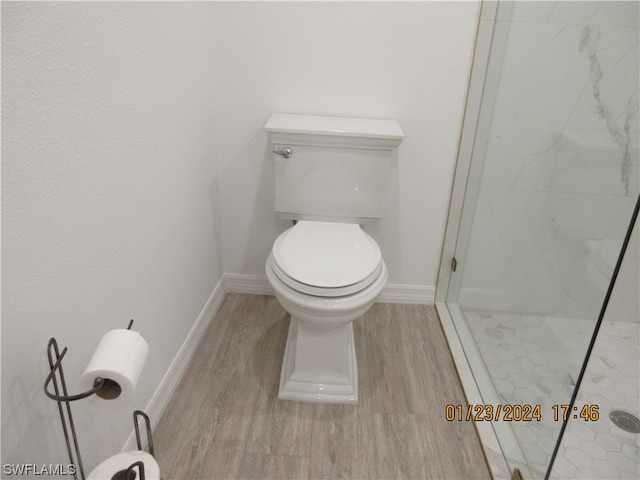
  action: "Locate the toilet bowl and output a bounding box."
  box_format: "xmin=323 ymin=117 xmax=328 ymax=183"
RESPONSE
xmin=266 ymin=220 xmax=387 ymax=403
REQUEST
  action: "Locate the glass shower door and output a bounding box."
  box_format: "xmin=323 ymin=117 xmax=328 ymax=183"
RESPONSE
xmin=442 ymin=1 xmax=639 ymax=478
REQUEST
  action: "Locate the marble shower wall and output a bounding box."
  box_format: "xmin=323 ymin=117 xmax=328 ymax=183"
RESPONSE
xmin=460 ymin=1 xmax=639 ymax=320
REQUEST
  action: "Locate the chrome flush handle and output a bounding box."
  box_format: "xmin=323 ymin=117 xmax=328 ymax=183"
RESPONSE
xmin=273 ymin=147 xmax=292 ymax=158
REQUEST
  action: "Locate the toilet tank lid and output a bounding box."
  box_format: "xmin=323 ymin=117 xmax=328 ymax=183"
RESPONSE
xmin=265 ymin=113 xmax=404 ymax=141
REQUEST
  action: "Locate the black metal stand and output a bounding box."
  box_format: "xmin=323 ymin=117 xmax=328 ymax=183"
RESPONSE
xmin=133 ymin=410 xmax=154 ymax=457
xmin=45 ymin=337 xmax=87 ymax=480
xmin=44 ymin=321 xmax=155 ymax=480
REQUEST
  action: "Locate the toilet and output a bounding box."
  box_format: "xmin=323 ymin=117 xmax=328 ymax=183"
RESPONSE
xmin=264 ymin=113 xmax=403 ymax=404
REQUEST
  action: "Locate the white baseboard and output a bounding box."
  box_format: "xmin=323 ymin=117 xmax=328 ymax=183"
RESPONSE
xmin=122 ymin=275 xmax=227 ymax=451
xmin=223 ymin=273 xmax=273 ymax=295
xmin=129 ymin=273 xmax=434 ymax=451
xmin=222 ymin=273 xmax=434 ymax=305
xmin=377 ymin=283 xmax=435 ymax=304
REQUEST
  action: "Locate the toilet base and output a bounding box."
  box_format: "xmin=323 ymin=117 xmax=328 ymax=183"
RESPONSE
xmin=278 ymin=317 xmax=358 ymax=404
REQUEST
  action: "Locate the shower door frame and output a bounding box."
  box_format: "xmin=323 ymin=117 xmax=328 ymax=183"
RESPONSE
xmin=435 ymin=1 xmax=532 ymax=479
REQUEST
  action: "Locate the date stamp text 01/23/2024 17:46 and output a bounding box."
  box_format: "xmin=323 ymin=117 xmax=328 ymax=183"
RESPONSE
xmin=445 ymin=404 xmax=600 ymax=422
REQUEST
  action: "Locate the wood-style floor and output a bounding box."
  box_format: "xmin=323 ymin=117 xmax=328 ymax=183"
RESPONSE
xmin=153 ymin=293 xmax=490 ymax=479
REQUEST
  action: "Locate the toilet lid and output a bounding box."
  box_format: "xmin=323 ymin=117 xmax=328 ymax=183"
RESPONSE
xmin=272 ymin=220 xmax=382 ymax=290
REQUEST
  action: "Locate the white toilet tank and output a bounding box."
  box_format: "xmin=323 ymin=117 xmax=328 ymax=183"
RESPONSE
xmin=265 ymin=114 xmax=404 ymax=223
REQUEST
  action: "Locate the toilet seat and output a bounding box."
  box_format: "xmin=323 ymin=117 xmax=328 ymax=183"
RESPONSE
xmin=271 ymin=220 xmax=382 ymax=297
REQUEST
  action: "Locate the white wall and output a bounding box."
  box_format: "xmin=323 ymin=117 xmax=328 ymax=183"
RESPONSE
xmin=1 ymin=0 xmax=480 ymax=471
xmin=2 ymin=2 xmax=220 ymax=470
xmin=213 ymin=1 xmax=480 ymax=287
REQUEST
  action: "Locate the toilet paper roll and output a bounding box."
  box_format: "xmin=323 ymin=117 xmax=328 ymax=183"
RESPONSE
xmin=82 ymin=329 xmax=149 ymax=408
xmin=87 ymin=450 xmax=160 ymax=480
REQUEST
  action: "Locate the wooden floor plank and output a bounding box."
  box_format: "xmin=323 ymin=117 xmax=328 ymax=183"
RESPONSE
xmin=154 ymin=294 xmax=490 ymax=479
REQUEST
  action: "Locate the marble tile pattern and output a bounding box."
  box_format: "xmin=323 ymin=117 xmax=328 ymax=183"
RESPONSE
xmin=458 ymin=0 xmax=639 ymax=321
xmin=466 ymin=311 xmax=639 ymax=478
xmin=550 ymin=320 xmax=639 ymax=479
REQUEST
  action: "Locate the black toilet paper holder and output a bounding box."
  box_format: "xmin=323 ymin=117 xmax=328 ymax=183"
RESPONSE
xmin=44 ymin=320 xmax=154 ymax=480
